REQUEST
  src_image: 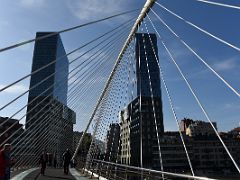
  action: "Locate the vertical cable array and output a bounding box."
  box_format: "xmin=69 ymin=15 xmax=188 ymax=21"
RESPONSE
xmin=140 ymin=24 xmax=165 ymax=179
xmin=144 ymin=15 xmax=195 ymax=176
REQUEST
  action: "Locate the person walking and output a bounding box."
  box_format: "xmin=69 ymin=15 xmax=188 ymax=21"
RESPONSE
xmin=0 ymin=144 xmax=14 ymax=180
xmin=62 ymin=149 xmax=71 ymax=175
xmin=39 ymin=149 xmax=48 ymax=176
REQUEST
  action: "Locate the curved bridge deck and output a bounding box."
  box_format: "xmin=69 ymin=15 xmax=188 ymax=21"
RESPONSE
xmin=11 ymin=168 xmax=88 ymax=180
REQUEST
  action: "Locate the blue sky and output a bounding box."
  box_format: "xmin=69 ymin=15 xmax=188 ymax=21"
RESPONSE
xmin=150 ymin=0 xmax=240 ymax=132
xmin=0 ymin=0 xmax=239 ymax=133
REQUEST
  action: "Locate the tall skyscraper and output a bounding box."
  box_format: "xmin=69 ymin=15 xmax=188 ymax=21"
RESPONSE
xmin=25 ymin=32 xmax=75 ymax=163
xmin=120 ymin=33 xmax=164 ymax=171
xmin=135 ymin=32 xmax=164 ymax=130
xmin=135 ymin=33 xmax=161 ymax=97
xmin=28 ymin=32 xmax=68 ymax=105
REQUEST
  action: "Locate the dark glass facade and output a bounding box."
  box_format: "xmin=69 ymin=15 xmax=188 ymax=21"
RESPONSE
xmin=28 ymin=32 xmax=68 ymax=105
xmin=126 ymin=33 xmax=164 ymax=171
xmin=105 ymin=123 xmax=120 ymax=162
xmin=24 ymin=32 xmax=75 ymax=163
xmin=129 ymin=96 xmax=164 ymax=170
xmin=135 ymin=33 xmax=161 ymax=97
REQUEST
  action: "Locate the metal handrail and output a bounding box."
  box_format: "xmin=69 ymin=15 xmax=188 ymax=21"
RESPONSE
xmin=90 ymin=159 xmax=218 ymax=180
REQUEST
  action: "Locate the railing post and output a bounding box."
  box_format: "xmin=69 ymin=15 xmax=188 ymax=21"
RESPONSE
xmin=90 ymin=160 xmax=94 ymax=178
xmin=98 ymin=162 xmax=103 ymax=179
xmin=114 ymin=165 xmax=117 ymax=179
xmin=147 ymin=169 xmax=151 ymax=180
xmin=107 ymin=164 xmax=112 ymax=179
xmin=125 ymin=166 xmax=128 ymax=179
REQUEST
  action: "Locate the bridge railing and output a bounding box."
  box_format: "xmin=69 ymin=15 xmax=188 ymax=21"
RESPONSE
xmin=84 ymin=159 xmax=218 ymax=180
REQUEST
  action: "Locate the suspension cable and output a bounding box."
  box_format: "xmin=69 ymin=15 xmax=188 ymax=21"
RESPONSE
xmin=0 ymin=9 xmax=138 ymax=53
xmin=146 ymin=14 xmax=195 ymax=176
xmin=155 ymin=2 xmax=240 ymax=52
xmin=150 ymin=8 xmax=240 ymax=98
xmin=0 ymin=17 xmax=135 ymax=111
xmin=11 ymin=47 xmax=117 ymax=167
xmin=7 ymin=43 xmax=118 ymax=150
xmin=1 ymin=32 xmax=125 ymax=148
xmin=140 ymin=28 xmax=165 ymax=178
xmin=147 ymin=12 xmax=240 ymax=173
xmin=72 ymin=0 xmax=157 ymax=160
xmin=0 ymin=16 xmax=136 ymax=93
xmin=0 ymin=22 xmax=131 ymax=132
xmin=195 ymin=0 xmax=240 ymax=10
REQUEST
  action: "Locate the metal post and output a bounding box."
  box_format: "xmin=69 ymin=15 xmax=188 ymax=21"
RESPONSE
xmin=107 ymin=164 xmax=112 ymax=179
xmin=90 ymin=160 xmax=94 ymax=178
xmin=125 ymin=166 xmax=128 ymax=179
xmin=98 ymin=162 xmax=103 ymax=179
xmin=92 ymin=159 xmax=218 ymax=180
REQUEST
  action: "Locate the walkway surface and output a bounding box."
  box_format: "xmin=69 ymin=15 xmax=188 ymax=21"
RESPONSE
xmin=11 ymin=168 xmax=88 ymax=180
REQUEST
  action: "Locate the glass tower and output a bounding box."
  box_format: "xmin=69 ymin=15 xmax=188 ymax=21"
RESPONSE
xmin=24 ymin=32 xmax=75 ymax=163
xmin=28 ymin=32 xmax=68 ymax=105
xmin=135 ymin=33 xmax=161 ymax=97
xmin=128 ymin=33 xmax=164 ymax=171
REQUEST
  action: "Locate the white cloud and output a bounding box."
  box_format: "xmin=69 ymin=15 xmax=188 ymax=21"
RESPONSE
xmin=19 ymin=0 xmax=46 ymax=8
xmin=159 ymin=41 xmax=192 ymax=65
xmin=223 ymin=103 xmax=240 ymax=110
xmin=0 ymin=84 xmax=28 ymax=94
xmin=175 ymin=106 xmax=181 ymax=110
xmin=165 ymin=55 xmax=240 ymax=82
xmin=67 ymin=0 xmax=126 ymax=21
xmin=213 ymin=57 xmax=238 ymax=71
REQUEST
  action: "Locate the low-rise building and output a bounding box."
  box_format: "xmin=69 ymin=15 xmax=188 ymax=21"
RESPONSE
xmin=180 ymin=118 xmax=217 ymax=137
xmin=168 ymin=119 xmax=240 ymax=176
xmin=0 ymin=116 xmax=24 ymax=147
xmin=160 ymin=131 xmax=193 ymax=173
xmin=192 ymin=135 xmax=240 ymax=175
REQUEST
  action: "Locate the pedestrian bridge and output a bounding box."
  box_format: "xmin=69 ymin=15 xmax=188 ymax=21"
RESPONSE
xmin=1 ymin=0 xmax=240 ymax=180
xmin=11 ymin=168 xmax=88 ymax=180
xmin=10 ymin=165 xmax=215 ymax=180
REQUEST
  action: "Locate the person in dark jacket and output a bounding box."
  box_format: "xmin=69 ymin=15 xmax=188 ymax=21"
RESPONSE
xmin=39 ymin=149 xmax=48 ymax=175
xmin=62 ymin=149 xmax=71 ymax=175
xmin=0 ymin=144 xmax=14 ymax=180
